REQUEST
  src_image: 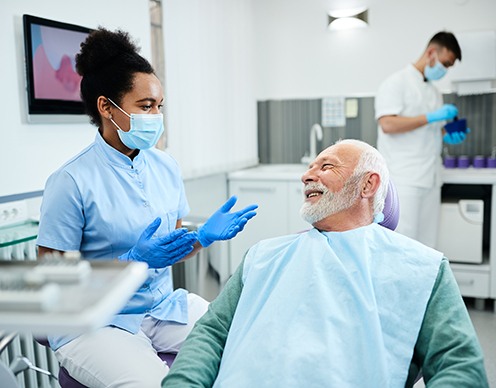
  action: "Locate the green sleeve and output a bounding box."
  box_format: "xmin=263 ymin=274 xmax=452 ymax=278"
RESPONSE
xmin=411 ymin=259 xmax=488 ymax=387
xmin=162 ymin=261 xmax=244 ymax=387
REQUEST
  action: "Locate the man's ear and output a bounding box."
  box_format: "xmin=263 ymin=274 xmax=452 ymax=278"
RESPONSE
xmin=425 ymin=45 xmax=438 ymax=66
xmin=361 ymin=172 xmax=380 ymax=199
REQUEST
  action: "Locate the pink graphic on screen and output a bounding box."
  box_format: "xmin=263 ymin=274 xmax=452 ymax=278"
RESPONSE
xmin=32 ymin=25 xmax=88 ymax=101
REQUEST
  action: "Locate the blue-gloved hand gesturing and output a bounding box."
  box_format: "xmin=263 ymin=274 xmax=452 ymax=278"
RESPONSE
xmin=426 ymin=104 xmax=458 ymax=123
xmin=197 ymin=196 xmax=258 ymax=247
xmin=443 ymin=128 xmax=470 ymax=145
xmin=119 ymin=217 xmax=198 ymax=268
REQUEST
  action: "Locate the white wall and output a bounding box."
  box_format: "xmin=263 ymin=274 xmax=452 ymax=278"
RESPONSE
xmin=253 ymin=0 xmax=496 ymax=100
xmin=162 ymin=0 xmax=259 ymax=280
xmin=163 ymin=0 xmax=259 ymax=179
xmin=0 ymin=0 xmax=151 ymax=197
xmin=4 ymin=0 xmax=496 ymax=198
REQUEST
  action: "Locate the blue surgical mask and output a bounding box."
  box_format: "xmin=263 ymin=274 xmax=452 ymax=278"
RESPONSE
xmin=424 ymin=60 xmax=447 ymax=81
xmin=108 ymin=98 xmax=164 ymax=150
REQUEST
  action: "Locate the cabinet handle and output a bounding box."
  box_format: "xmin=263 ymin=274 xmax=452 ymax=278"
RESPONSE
xmin=237 ymin=187 xmax=276 ymax=193
xmin=457 ymin=279 xmax=475 ymax=286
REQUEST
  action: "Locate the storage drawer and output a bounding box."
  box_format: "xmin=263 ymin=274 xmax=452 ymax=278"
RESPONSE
xmin=451 ymin=269 xmax=490 ymax=298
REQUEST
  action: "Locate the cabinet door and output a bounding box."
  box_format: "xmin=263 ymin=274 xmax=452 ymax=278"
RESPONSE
xmin=452 ymin=269 xmax=490 ymax=298
xmin=288 ymin=181 xmax=312 ymax=233
xmin=228 ymin=180 xmax=287 ymax=274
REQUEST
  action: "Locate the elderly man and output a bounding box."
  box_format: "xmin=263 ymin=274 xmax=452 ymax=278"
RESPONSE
xmin=163 ymin=139 xmax=488 ymax=387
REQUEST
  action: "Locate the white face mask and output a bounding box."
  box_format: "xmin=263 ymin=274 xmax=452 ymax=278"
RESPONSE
xmin=108 ymin=98 xmax=164 ymax=150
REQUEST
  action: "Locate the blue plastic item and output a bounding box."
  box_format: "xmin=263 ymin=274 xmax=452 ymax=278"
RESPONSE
xmin=445 ymin=118 xmax=468 ymax=134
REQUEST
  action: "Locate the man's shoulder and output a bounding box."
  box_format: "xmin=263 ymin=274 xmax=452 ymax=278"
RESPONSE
xmin=374 ymin=225 xmax=444 ymax=262
xmin=379 ymin=65 xmax=416 ymax=88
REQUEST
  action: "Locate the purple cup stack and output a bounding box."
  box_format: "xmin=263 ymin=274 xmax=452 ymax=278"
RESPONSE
xmin=457 ymin=155 xmax=470 ymax=169
xmin=443 ymin=155 xmax=457 ymax=168
xmin=488 ymin=157 xmax=496 ymax=168
xmin=473 ymin=155 xmax=486 ymax=168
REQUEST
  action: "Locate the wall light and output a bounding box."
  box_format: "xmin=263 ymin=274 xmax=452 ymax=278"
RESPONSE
xmin=328 ymin=7 xmax=369 ymax=31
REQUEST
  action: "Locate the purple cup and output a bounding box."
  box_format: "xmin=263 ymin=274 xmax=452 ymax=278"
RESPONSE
xmin=487 ymin=157 xmax=496 ymax=168
xmin=473 ymin=155 xmax=487 ymax=168
xmin=457 ymin=155 xmax=470 ymax=168
xmin=443 ymin=155 xmax=457 ymax=168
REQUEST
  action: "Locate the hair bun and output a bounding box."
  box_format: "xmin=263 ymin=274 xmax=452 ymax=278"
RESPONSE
xmin=76 ymin=27 xmax=141 ymax=76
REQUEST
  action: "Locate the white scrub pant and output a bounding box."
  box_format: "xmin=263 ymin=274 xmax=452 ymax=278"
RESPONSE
xmin=395 ymin=183 xmax=441 ymax=249
xmin=55 ymin=293 xmax=209 ymax=388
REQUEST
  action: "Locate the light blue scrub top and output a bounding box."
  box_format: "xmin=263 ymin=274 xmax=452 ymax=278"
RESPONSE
xmin=37 ymin=132 xmax=190 ymax=350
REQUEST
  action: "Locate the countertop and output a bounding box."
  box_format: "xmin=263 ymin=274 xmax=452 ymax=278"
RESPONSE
xmin=442 ymin=167 xmax=496 ymax=184
xmin=229 ymin=164 xmax=496 ymax=185
xmin=228 ymin=164 xmax=307 ymax=181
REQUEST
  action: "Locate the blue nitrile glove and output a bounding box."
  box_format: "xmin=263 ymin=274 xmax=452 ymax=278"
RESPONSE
xmin=197 ymin=196 xmax=258 ymax=247
xmin=443 ymin=128 xmax=470 ymax=145
xmin=119 ymin=217 xmax=198 ymax=268
xmin=426 ymin=104 xmax=458 ymax=123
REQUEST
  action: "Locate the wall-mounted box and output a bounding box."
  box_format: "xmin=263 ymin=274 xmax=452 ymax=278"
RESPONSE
xmin=450 ymin=30 xmax=496 ymax=95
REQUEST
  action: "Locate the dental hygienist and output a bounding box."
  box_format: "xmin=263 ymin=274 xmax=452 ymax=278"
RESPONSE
xmin=36 ymin=27 xmax=257 ymax=388
xmin=375 ymin=31 xmax=466 ymax=248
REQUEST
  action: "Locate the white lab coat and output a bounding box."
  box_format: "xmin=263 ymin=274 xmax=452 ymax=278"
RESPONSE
xmin=375 ymin=64 xmax=444 ymax=247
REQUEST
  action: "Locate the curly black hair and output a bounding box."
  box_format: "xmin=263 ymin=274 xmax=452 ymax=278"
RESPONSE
xmin=75 ymin=27 xmax=154 ymax=126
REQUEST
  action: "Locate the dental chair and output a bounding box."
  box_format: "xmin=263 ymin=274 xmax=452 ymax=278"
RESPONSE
xmin=43 ymin=180 xmax=400 ymax=388
xmin=378 ymin=179 xmax=399 ymax=231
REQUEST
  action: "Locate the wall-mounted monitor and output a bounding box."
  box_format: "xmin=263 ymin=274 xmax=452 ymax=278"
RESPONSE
xmin=22 ymin=15 xmax=92 ymax=118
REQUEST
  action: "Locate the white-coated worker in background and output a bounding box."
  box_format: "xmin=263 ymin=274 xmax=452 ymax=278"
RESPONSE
xmin=36 ymin=28 xmax=257 ymax=387
xmin=375 ymin=31 xmax=467 ymax=248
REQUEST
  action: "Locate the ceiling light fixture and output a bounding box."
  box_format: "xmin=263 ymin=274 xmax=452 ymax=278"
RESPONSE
xmin=328 ymin=7 xmax=369 ymax=31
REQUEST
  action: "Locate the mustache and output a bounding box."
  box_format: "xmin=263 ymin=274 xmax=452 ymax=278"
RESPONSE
xmin=303 ymin=182 xmax=329 ymax=195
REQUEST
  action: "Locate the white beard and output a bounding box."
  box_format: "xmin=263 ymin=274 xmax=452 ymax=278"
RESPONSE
xmin=300 ymin=178 xmax=361 ymax=225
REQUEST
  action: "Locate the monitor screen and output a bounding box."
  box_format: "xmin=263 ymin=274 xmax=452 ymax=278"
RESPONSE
xmin=22 ymin=15 xmax=92 ymax=115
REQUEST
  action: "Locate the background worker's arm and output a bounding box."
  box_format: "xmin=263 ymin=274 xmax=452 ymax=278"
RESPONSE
xmin=378 ymin=114 xmax=429 ymax=134
xmin=378 ymin=104 xmax=458 ymax=134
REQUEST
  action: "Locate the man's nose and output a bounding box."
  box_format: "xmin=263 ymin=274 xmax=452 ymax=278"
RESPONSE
xmin=301 ymin=168 xmax=317 ymax=184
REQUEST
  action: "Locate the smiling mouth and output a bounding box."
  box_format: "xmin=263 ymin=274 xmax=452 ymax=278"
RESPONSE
xmin=305 ymin=190 xmax=323 ymax=199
